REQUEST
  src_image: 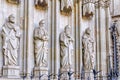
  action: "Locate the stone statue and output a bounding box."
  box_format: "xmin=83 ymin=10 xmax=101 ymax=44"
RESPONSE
xmin=34 ymin=20 xmax=48 ymax=67
xmin=82 ymin=27 xmax=95 ymax=71
xmin=1 ymin=14 xmax=21 ymax=66
xmin=60 ymin=25 xmax=74 ymax=70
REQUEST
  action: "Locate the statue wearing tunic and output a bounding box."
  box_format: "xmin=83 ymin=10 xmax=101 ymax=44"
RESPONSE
xmin=82 ymin=28 xmax=95 ymax=71
xmin=1 ymin=14 xmax=21 ymax=66
xmin=60 ymin=25 xmax=73 ymax=69
xmin=34 ymin=20 xmax=48 ymax=67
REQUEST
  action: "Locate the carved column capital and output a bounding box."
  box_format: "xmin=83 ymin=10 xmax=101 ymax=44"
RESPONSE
xmin=95 ymin=0 xmax=111 ymax=8
xmin=104 ymin=0 xmax=110 ymax=8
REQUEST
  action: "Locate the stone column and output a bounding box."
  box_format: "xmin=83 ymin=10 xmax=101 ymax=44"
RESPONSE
xmin=0 ymin=0 xmax=3 ymax=76
xmin=26 ymin=0 xmax=34 ymax=78
xmin=95 ymin=1 xmax=100 ymax=79
xmin=95 ymin=0 xmax=109 ymax=79
xmin=105 ymin=0 xmax=112 ymax=78
xmin=51 ymin=0 xmax=56 ymax=79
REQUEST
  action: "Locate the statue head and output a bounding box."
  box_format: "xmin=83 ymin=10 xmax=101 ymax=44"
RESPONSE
xmin=64 ymin=25 xmax=71 ymax=37
xmin=85 ymin=27 xmax=91 ymax=35
xmin=8 ymin=14 xmax=15 ymax=23
xmin=39 ymin=19 xmax=45 ymax=28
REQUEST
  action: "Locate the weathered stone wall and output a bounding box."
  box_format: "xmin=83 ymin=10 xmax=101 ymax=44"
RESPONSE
xmin=0 ymin=0 xmax=116 ymax=80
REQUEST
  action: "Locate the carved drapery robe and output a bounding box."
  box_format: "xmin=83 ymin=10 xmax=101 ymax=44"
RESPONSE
xmin=60 ymin=31 xmax=73 ymax=69
xmin=34 ymin=27 xmax=48 ymax=67
xmin=2 ymin=22 xmax=21 ymax=66
xmin=82 ymin=31 xmax=95 ymax=71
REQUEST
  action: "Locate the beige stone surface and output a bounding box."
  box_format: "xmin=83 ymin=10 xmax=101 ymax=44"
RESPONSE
xmin=0 ymin=0 xmax=120 ymax=79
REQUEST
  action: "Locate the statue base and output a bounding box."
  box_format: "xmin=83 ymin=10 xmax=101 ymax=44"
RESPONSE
xmin=84 ymin=70 xmax=94 ymax=80
xmin=60 ymin=68 xmax=74 ymax=80
xmin=34 ymin=67 xmax=48 ymax=79
xmin=3 ymin=66 xmax=20 ymax=78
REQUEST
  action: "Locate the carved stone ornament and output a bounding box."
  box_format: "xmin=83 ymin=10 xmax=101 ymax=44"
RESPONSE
xmin=60 ymin=0 xmax=73 ymax=16
xmin=35 ymin=0 xmax=48 ymax=10
xmin=82 ymin=0 xmax=95 ymax=18
xmin=7 ymin=0 xmax=20 ymax=4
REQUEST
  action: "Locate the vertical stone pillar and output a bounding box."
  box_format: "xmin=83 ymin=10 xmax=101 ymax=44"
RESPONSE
xmin=22 ymin=0 xmax=28 ymax=78
xmin=78 ymin=0 xmax=83 ymax=79
xmin=104 ymin=0 xmax=112 ymax=77
xmin=99 ymin=1 xmax=107 ymax=79
xmin=95 ymin=1 xmax=100 ymax=79
xmin=26 ymin=0 xmax=34 ymax=78
xmin=54 ymin=0 xmax=60 ymax=79
xmin=0 ymin=0 xmax=3 ymax=76
xmin=51 ymin=0 xmax=56 ymax=79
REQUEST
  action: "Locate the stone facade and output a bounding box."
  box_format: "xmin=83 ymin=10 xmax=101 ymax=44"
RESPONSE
xmin=0 ymin=0 xmax=120 ymax=80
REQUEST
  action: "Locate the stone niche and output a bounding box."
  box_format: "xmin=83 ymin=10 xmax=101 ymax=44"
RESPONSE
xmin=7 ymin=0 xmax=20 ymax=4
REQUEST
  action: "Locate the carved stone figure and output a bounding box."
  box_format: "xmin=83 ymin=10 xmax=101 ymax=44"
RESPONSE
xmin=34 ymin=20 xmax=48 ymax=67
xmin=60 ymin=0 xmax=72 ymax=15
xmin=1 ymin=14 xmax=21 ymax=66
xmin=60 ymin=25 xmax=74 ymax=70
xmin=82 ymin=28 xmax=95 ymax=71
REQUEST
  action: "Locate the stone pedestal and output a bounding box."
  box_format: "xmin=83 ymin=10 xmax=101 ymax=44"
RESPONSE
xmin=3 ymin=66 xmax=20 ymax=78
xmin=84 ymin=71 xmax=94 ymax=80
xmin=60 ymin=68 xmax=74 ymax=80
xmin=34 ymin=67 xmax=48 ymax=80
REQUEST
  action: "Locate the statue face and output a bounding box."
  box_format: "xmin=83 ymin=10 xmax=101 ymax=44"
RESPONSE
xmin=39 ymin=20 xmax=45 ymax=28
xmin=39 ymin=23 xmax=45 ymax=28
xmin=9 ymin=15 xmax=15 ymax=23
xmin=86 ymin=28 xmax=91 ymax=35
xmin=65 ymin=27 xmax=71 ymax=37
